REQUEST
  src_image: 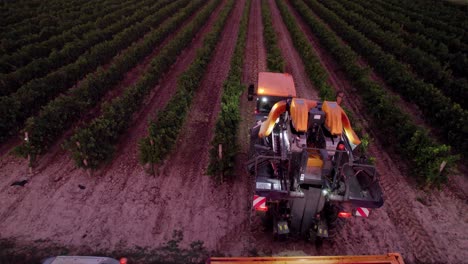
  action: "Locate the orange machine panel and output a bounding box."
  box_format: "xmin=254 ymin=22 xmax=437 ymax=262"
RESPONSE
xmin=259 ymin=100 xmax=287 ymax=138
xmin=257 ymin=72 xmax=297 ymax=98
xmin=208 ymin=253 xmax=405 ymax=264
xmin=322 ymin=101 xmax=361 ymax=146
xmin=290 ymin=99 xmax=318 ymax=132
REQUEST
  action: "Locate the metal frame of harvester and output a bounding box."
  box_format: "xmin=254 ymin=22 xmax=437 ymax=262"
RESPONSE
xmin=246 ymin=72 xmax=384 ymax=241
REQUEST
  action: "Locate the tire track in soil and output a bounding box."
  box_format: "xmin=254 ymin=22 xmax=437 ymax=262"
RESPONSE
xmin=238 ymin=0 xmax=270 ymax=255
xmin=0 ymin=0 xmax=228 ymax=251
xmin=237 ymin=0 xmax=323 ymax=255
xmin=284 ymin=1 xmax=456 ymax=263
xmin=267 ymin=0 xmax=319 ymax=100
xmin=139 ymin=0 xmax=247 ymax=253
xmin=242 ymin=0 xmax=267 ymax=86
xmin=238 ymin=0 xmax=323 ymax=255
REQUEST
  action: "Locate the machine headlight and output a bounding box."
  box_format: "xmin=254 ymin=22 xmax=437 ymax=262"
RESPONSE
xmin=273 ymin=183 xmax=281 ymax=190
xmin=256 ymin=182 xmax=271 ymax=190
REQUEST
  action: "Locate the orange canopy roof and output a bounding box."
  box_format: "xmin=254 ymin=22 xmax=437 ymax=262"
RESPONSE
xmin=257 ymin=72 xmax=297 ymax=98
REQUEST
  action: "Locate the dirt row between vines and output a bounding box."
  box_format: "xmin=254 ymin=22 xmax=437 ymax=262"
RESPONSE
xmin=151 ymin=0 xmax=248 ymax=253
xmin=19 ymin=0 xmax=208 ymax=175
xmin=0 ymin=0 xmax=235 ymax=252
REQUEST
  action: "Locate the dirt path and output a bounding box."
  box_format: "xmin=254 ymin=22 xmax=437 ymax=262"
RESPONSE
xmin=0 ymin=0 xmax=228 ymax=251
xmin=239 ymin=0 xmax=267 ymax=155
xmin=155 ymin=1 xmax=246 ymax=252
xmin=282 ymin=1 xmax=468 ymax=263
xmin=242 ymin=0 xmax=267 ymax=86
xmin=151 ymin=0 xmax=248 ymax=253
xmin=267 ymin=0 xmax=318 ymax=100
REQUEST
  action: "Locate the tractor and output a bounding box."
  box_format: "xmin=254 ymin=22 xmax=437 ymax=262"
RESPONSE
xmin=247 ymin=72 xmax=384 ymax=241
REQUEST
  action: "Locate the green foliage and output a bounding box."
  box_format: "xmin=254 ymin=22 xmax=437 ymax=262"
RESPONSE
xmin=143 ymin=230 xmax=209 ymax=264
xmin=0 ymin=0 xmax=170 ymax=95
xmin=320 ymin=0 xmax=467 ymax=107
xmin=139 ymin=0 xmax=236 ymax=171
xmin=0 ymin=0 xmax=105 ymax=53
xmin=67 ymin=0 xmax=223 ymax=169
xmin=0 ymin=0 xmax=182 ymax=142
xmin=341 ymin=0 xmax=468 ymax=79
xmin=207 ymin=0 xmax=251 ymax=182
xmin=261 ymin=0 xmax=285 ymax=73
xmin=14 ymin=0 xmax=203 ymax=162
xmin=302 ymin=0 xmax=467 ymax=156
xmin=291 ymin=0 xmax=460 ymax=185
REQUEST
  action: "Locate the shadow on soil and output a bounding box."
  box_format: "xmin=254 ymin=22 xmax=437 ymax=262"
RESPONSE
xmin=0 ymin=230 xmax=222 ymax=264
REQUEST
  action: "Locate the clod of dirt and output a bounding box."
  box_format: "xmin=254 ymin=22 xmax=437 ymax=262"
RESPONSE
xmin=416 ymin=192 xmax=433 ymax=206
xmin=10 ymin=180 xmax=28 ymax=187
xmin=78 ymin=185 xmax=86 ymax=190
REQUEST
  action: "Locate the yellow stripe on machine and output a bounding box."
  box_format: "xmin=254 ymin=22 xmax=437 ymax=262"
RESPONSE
xmin=208 ymin=253 xmax=405 ymax=264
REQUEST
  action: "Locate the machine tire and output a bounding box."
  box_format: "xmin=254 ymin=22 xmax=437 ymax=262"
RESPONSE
xmin=324 ymin=203 xmax=346 ymax=238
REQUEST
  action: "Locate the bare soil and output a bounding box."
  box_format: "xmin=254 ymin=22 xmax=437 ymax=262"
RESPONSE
xmin=267 ymin=0 xmax=319 ymax=100
xmin=151 ymin=0 xmax=249 ymax=254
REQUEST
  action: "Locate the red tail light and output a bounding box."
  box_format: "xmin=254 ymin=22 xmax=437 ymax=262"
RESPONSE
xmin=338 ymin=212 xmax=352 ymax=218
xmin=337 ymin=143 xmax=345 ymax=150
xmin=256 ymin=205 xmax=268 ymax=212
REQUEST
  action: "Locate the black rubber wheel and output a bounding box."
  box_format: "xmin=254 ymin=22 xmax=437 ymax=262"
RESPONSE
xmin=323 ymin=203 xmax=346 ymax=238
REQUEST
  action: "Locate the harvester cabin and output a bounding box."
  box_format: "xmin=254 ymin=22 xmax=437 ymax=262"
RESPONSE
xmin=255 ymin=72 xmax=297 ymax=114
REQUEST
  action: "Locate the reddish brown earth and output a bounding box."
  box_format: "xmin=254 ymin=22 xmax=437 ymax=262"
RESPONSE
xmin=150 ymin=0 xmax=248 ymax=253
xmin=267 ymin=0 xmax=318 ymax=100
xmin=239 ymin=0 xmax=267 ymax=157
xmin=0 ymin=1 xmax=467 ymax=263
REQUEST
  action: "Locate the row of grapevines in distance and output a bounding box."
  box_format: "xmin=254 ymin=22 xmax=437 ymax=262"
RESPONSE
xmin=290 ymin=0 xmax=458 ymax=185
xmin=207 ymin=0 xmax=251 ymax=181
xmin=0 ymin=0 xmax=165 ymax=93
xmin=261 ymin=0 xmax=285 ymax=72
xmin=67 ymin=0 xmax=223 ymax=169
xmin=0 ymin=0 xmax=139 ymax=74
xmin=321 ymin=0 xmax=467 ymax=107
xmin=14 ymin=0 xmax=204 ymax=164
xmin=138 ymin=0 xmax=236 ymax=172
xmin=304 ymin=0 xmax=467 ymax=156
xmin=0 ymin=0 xmax=186 ymax=142
xmin=0 ymin=0 xmax=127 ymax=55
